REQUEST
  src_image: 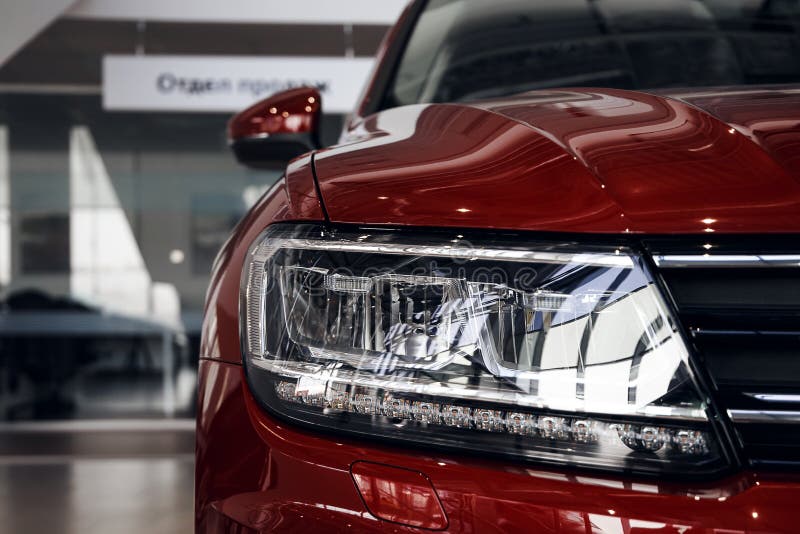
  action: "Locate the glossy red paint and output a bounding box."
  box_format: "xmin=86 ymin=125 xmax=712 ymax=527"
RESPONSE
xmin=320 ymin=103 xmax=627 ymax=232
xmin=227 ymin=87 xmax=321 ymax=141
xmin=665 ymin=86 xmax=800 ymax=181
xmin=320 ymin=87 xmax=800 ymax=234
xmin=199 ymin=154 xmax=323 ymax=364
xmin=196 ymin=359 xmax=800 ymax=533
xmin=195 ymin=359 xmax=267 ymax=532
xmin=351 ymin=462 xmax=448 ymax=530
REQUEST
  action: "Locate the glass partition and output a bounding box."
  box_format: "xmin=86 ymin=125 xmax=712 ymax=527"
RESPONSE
xmin=0 ymin=93 xmax=297 ymax=420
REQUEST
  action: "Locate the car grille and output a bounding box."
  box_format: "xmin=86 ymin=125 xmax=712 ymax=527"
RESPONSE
xmin=653 ymin=246 xmax=800 ymax=468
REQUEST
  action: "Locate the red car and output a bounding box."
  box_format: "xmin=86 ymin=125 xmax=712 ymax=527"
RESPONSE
xmin=196 ymin=1 xmax=800 ymax=532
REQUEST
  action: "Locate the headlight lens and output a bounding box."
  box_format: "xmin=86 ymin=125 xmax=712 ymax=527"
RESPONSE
xmin=241 ymin=224 xmax=727 ymax=476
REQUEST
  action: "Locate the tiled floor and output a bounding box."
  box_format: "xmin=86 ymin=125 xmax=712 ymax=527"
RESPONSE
xmin=0 ymin=422 xmax=195 ymax=534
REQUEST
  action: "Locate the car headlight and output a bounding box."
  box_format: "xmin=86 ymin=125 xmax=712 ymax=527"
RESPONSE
xmin=241 ymin=224 xmax=728 ymax=476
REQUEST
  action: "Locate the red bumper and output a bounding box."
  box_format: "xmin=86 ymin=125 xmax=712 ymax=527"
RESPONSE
xmin=196 ymin=359 xmax=800 ymax=533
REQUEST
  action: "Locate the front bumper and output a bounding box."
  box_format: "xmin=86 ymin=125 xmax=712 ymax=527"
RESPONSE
xmin=196 ymin=358 xmax=800 ymax=533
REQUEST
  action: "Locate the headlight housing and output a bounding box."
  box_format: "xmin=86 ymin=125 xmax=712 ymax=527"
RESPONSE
xmin=241 ymin=224 xmax=728 ymax=476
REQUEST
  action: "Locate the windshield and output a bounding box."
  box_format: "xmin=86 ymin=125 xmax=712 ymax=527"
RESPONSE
xmin=382 ymin=0 xmax=800 ymax=107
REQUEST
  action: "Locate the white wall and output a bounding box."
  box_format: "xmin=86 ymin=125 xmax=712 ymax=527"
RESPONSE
xmin=0 ymin=0 xmax=76 ymax=66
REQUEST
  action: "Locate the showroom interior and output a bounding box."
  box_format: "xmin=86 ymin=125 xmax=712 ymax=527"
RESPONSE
xmin=0 ymin=1 xmax=402 ymax=532
xmin=3 ymin=1 xmax=800 ymax=533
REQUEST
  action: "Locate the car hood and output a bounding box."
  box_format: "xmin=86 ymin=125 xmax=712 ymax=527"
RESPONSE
xmin=313 ymin=86 xmax=800 ymax=233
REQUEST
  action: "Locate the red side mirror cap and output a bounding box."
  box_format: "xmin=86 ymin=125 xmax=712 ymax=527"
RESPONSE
xmin=227 ymin=87 xmax=321 ymax=168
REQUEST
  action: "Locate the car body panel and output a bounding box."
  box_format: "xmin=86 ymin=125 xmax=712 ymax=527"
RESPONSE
xmin=199 ymin=1 xmax=800 ymax=527
xmin=318 ymin=87 xmax=800 ymax=234
xmin=318 ymin=102 xmax=627 ymax=232
xmin=198 ymin=86 xmax=800 ymax=531
xmin=664 ymin=86 xmax=800 ymax=181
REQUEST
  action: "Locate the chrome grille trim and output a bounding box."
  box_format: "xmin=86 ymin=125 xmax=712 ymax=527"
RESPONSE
xmin=728 ymin=410 xmax=800 ymax=424
xmin=654 ymin=255 xmax=800 ymax=268
xmin=744 ymin=393 xmax=800 ymax=403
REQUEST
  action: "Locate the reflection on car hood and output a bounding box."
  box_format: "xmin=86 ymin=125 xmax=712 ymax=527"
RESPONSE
xmin=313 ymin=86 xmax=800 ymax=234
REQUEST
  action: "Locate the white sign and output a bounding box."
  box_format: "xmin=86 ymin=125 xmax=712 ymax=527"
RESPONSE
xmin=71 ymin=0 xmax=407 ymax=25
xmin=102 ymin=55 xmax=374 ymax=114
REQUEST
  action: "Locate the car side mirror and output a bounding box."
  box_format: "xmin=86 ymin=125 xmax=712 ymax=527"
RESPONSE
xmin=227 ymin=87 xmax=322 ymax=169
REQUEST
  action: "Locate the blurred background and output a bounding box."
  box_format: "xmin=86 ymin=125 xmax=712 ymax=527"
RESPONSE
xmin=0 ymin=1 xmax=403 ymax=531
